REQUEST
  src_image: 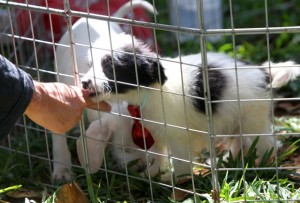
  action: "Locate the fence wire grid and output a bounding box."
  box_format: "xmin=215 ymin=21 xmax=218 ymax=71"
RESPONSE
xmin=0 ymin=0 xmax=300 ymax=202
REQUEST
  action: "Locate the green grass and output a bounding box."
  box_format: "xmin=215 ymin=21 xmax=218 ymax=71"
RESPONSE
xmin=39 ymin=135 xmax=300 ymax=202
xmin=49 ymin=136 xmax=300 ymax=202
xmin=0 ymin=120 xmax=300 ymax=202
xmin=218 ymin=172 xmax=300 ymax=202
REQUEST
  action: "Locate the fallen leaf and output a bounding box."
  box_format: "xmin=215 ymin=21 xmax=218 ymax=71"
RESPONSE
xmin=171 ymin=189 xmax=188 ymax=201
xmin=6 ymin=189 xmax=40 ymax=199
xmin=55 ymin=182 xmax=88 ymax=203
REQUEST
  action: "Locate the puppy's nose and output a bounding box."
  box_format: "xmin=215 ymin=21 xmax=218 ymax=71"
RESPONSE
xmin=82 ymin=79 xmax=92 ymax=89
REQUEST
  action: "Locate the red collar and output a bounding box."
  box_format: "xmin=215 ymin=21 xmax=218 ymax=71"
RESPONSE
xmin=127 ymin=105 xmax=154 ymax=150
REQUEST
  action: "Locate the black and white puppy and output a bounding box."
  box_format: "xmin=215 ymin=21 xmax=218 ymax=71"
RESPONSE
xmin=78 ymin=35 xmax=300 ymax=181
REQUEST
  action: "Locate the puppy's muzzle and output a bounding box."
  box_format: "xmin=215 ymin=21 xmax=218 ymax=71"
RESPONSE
xmin=81 ymin=78 xmax=111 ymax=99
xmin=81 ymin=79 xmax=98 ymax=97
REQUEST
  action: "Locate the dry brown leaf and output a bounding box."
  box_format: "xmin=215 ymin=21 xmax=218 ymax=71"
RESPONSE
xmin=171 ymin=189 xmax=187 ymax=201
xmin=6 ymin=189 xmax=41 ymax=199
xmin=55 ymin=182 xmax=88 ymax=203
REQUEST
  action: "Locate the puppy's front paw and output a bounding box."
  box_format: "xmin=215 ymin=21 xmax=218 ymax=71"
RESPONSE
xmin=76 ymin=137 xmax=102 ymax=174
xmin=76 ymin=120 xmax=112 ymax=174
xmin=52 ymin=166 xmax=72 ymax=183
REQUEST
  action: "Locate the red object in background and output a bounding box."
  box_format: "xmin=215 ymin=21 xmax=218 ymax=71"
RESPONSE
xmin=39 ymin=0 xmax=155 ymax=45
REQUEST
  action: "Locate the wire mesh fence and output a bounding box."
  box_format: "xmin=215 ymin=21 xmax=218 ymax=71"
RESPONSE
xmin=0 ymin=0 xmax=300 ymax=202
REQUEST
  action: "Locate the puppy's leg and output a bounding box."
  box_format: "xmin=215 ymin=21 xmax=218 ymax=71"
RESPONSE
xmin=52 ymin=134 xmax=72 ymax=182
xmin=76 ymin=120 xmax=112 ymax=173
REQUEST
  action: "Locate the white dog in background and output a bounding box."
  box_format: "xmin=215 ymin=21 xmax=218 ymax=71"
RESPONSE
xmin=78 ymin=33 xmax=300 ymax=182
xmin=52 ymin=0 xmax=157 ymax=182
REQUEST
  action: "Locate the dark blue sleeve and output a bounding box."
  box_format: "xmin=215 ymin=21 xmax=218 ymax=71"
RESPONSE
xmin=0 ymin=55 xmax=34 ymax=139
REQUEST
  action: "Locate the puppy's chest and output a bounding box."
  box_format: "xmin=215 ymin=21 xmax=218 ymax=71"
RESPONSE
xmin=142 ymin=100 xmax=208 ymax=134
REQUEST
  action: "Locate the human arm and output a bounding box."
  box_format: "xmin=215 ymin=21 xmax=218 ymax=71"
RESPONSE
xmin=0 ymin=55 xmax=34 ymax=139
xmin=24 ymin=81 xmax=111 ymax=134
xmin=0 ymin=54 xmax=111 ymax=138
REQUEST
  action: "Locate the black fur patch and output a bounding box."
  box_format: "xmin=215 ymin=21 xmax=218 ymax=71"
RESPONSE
xmin=260 ymin=68 xmax=270 ymax=89
xmin=189 ymin=64 xmax=226 ymax=113
xmin=101 ymin=45 xmax=167 ymax=93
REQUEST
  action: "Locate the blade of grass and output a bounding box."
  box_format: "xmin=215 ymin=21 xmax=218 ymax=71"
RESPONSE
xmin=87 ymin=174 xmax=96 ymax=203
xmin=0 ymin=184 xmax=22 ymax=193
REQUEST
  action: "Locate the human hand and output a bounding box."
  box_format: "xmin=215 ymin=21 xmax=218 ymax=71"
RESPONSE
xmin=25 ymin=82 xmax=111 ymax=134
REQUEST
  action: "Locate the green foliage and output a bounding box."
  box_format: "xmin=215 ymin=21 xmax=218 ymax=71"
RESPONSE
xmin=75 ymin=136 xmax=299 ymax=202
xmin=276 ymin=117 xmax=300 ymax=133
xmin=0 ymin=184 xmax=22 ymax=194
xmin=216 ymin=137 xmax=276 ymax=182
xmin=155 ymin=0 xmax=300 ymax=62
xmin=219 ymin=173 xmax=300 ymax=202
xmin=183 ymin=137 xmax=300 ymax=202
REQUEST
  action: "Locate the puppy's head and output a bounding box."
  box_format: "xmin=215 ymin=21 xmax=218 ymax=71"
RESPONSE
xmin=81 ymin=38 xmax=167 ymax=104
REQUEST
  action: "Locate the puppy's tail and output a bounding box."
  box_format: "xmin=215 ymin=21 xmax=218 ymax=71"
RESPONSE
xmin=114 ymin=0 xmax=158 ymax=18
xmin=263 ymin=61 xmax=300 ymax=88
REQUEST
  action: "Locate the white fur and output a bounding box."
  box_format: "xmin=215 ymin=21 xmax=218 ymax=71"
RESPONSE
xmin=263 ymin=61 xmax=300 ymax=88
xmin=54 ymin=1 xmax=300 ymax=183
xmin=79 ymin=50 xmax=284 ymax=182
xmin=77 ymin=101 xmax=170 ymax=177
xmin=52 ymin=0 xmax=157 ymax=182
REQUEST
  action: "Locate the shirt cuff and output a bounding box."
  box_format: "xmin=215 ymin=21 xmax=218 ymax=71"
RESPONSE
xmin=0 ymin=56 xmax=34 ymax=139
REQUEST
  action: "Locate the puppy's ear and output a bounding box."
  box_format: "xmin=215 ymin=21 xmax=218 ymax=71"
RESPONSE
xmin=120 ymin=41 xmax=167 ymax=86
xmin=147 ymin=57 xmax=167 ymax=85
